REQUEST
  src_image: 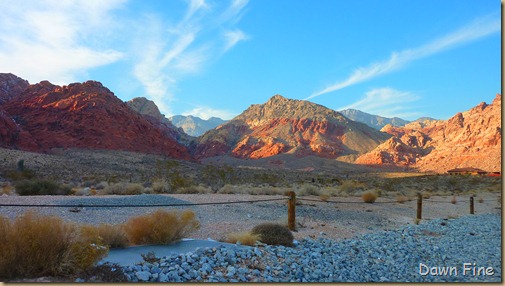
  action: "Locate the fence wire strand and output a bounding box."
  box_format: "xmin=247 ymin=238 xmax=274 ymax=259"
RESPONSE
xmin=0 ymin=197 xmax=288 ymax=208
xmin=298 ymin=197 xmax=399 ymax=204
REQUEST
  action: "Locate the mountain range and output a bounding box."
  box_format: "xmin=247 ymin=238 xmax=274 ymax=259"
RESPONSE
xmin=0 ymin=73 xmax=500 ymax=173
xmin=195 ymin=94 xmax=390 ymax=160
xmin=169 ymin=115 xmax=227 ymax=137
xmin=0 ymin=73 xmax=191 ymax=160
xmin=339 ymin=109 xmax=411 ymax=130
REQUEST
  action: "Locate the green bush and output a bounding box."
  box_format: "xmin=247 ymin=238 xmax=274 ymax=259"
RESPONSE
xmin=251 ymin=223 xmax=294 ymax=247
xmin=15 ymin=179 xmax=72 ymax=196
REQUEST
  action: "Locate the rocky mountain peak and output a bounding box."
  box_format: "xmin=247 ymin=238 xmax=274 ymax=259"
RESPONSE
xmin=340 ymin=108 xmax=410 ymax=130
xmin=357 ymin=94 xmax=501 ymax=172
xmin=127 ymin=97 xmax=164 ymax=122
xmin=266 ymin=94 xmax=290 ymax=104
xmin=196 ymin=94 xmax=390 ymax=160
xmin=0 ymin=73 xmax=30 ymax=104
xmin=1 ymin=76 xmax=192 ymax=159
xmin=169 ymin=115 xmax=227 ymax=137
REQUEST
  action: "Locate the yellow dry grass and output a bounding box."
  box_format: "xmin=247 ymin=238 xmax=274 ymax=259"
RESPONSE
xmin=225 ymin=231 xmax=260 ymax=246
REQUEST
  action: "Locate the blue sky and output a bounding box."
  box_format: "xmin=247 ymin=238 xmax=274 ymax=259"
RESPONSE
xmin=0 ymin=0 xmax=500 ymax=120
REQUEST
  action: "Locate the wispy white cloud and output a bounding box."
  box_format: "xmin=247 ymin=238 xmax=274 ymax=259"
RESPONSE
xmin=339 ymin=87 xmax=422 ymax=119
xmin=307 ymin=14 xmax=501 ymax=100
xmin=132 ymin=0 xmax=249 ymax=116
xmin=218 ymin=0 xmax=249 ymax=25
xmin=0 ymin=0 xmax=125 ymax=84
xmin=223 ymin=29 xmax=249 ymax=51
xmin=184 ymin=0 xmax=210 ymax=21
xmin=182 ymin=106 xmax=235 ymax=120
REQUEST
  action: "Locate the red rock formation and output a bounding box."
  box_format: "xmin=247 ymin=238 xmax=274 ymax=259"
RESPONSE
xmin=0 ymin=106 xmax=39 ymax=151
xmin=0 ymin=73 xmax=29 ymax=104
xmin=357 ymin=94 xmax=502 ymax=172
xmin=1 ymin=77 xmax=192 ymax=160
xmin=126 ymin=97 xmax=194 ymax=145
xmin=195 ymin=94 xmax=391 ymax=160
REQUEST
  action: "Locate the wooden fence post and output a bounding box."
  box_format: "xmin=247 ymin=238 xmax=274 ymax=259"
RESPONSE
xmin=470 ymin=196 xmax=474 ymax=215
xmin=287 ymin=191 xmax=296 ymax=231
xmin=416 ymin=193 xmax=422 ymax=221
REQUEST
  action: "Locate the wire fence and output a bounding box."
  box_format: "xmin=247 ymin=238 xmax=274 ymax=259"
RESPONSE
xmin=0 ymin=197 xmax=287 ymax=208
xmin=0 ymin=192 xmax=498 ymax=231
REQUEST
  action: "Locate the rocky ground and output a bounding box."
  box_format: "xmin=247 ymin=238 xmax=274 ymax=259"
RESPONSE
xmin=1 ymin=191 xmax=500 ymax=282
xmin=0 ymin=192 xmax=500 ymax=242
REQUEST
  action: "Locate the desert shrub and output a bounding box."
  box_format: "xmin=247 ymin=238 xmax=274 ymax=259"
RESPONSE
xmin=478 ymin=197 xmax=484 ymax=203
xmin=176 ymin=185 xmax=212 ymax=194
xmin=297 ymin=184 xmax=321 ymax=196
xmin=319 ymin=194 xmax=330 ymax=202
xmin=396 ymin=195 xmax=409 ymax=204
xmin=0 ymin=211 xmax=108 ymax=279
xmin=247 ymin=186 xmax=287 ymax=195
xmin=101 ymin=183 xmax=144 ymax=195
xmin=67 ymin=226 xmax=109 ymax=271
xmin=217 ymin=184 xmax=238 ymax=194
xmin=1 ymin=183 xmax=13 ymax=195
xmin=141 ymin=251 xmax=160 ymax=264
xmin=74 ymin=187 xmax=91 ymax=196
xmin=15 ymin=179 xmax=72 ymax=196
xmin=421 ymin=191 xmax=432 ymax=199
xmin=95 ymin=181 xmax=109 ymax=190
xmin=84 ymin=224 xmax=129 ymax=249
xmin=339 ymin=180 xmax=365 ymax=194
xmin=225 ymin=231 xmax=260 ymax=246
xmin=361 ymin=191 xmax=378 ymax=204
xmin=152 ymin=179 xmax=171 ymax=194
xmin=124 ymin=209 xmax=200 ymax=245
xmin=251 ymin=223 xmax=294 ymax=247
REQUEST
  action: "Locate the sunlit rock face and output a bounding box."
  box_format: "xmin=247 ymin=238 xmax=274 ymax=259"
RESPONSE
xmin=195 ymin=94 xmax=391 ymax=160
xmin=356 ymin=94 xmax=502 ymax=172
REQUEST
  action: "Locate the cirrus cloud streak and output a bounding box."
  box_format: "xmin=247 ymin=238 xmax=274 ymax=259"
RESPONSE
xmin=307 ymin=14 xmax=500 ymax=100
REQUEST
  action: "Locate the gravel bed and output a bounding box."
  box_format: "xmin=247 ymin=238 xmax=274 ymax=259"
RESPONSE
xmin=113 ymin=214 xmax=501 ymax=283
xmin=0 ymin=195 xmax=193 ymax=225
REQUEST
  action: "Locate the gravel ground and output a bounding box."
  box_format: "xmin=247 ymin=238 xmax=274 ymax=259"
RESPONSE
xmin=118 ymin=213 xmax=501 ymax=282
xmin=0 ymin=193 xmax=501 ymax=282
xmin=0 ymin=192 xmax=500 ymax=241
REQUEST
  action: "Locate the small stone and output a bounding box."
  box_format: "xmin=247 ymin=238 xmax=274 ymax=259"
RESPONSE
xmin=226 ymin=266 xmax=236 ymax=277
xmin=141 ymin=265 xmax=150 ymax=272
xmin=158 ymin=273 xmax=168 ymax=282
xmin=135 ymin=271 xmax=151 ymax=282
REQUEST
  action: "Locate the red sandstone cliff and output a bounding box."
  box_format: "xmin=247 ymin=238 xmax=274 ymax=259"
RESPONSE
xmin=0 ymin=75 xmax=191 ymax=159
xmin=356 ymin=94 xmax=501 ymax=172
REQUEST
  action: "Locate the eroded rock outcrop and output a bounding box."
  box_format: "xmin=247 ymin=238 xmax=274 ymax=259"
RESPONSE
xmin=0 ymin=75 xmax=192 ymax=160
xmin=357 ymin=94 xmax=502 ymax=172
xmin=195 ymin=94 xmax=391 ymax=160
